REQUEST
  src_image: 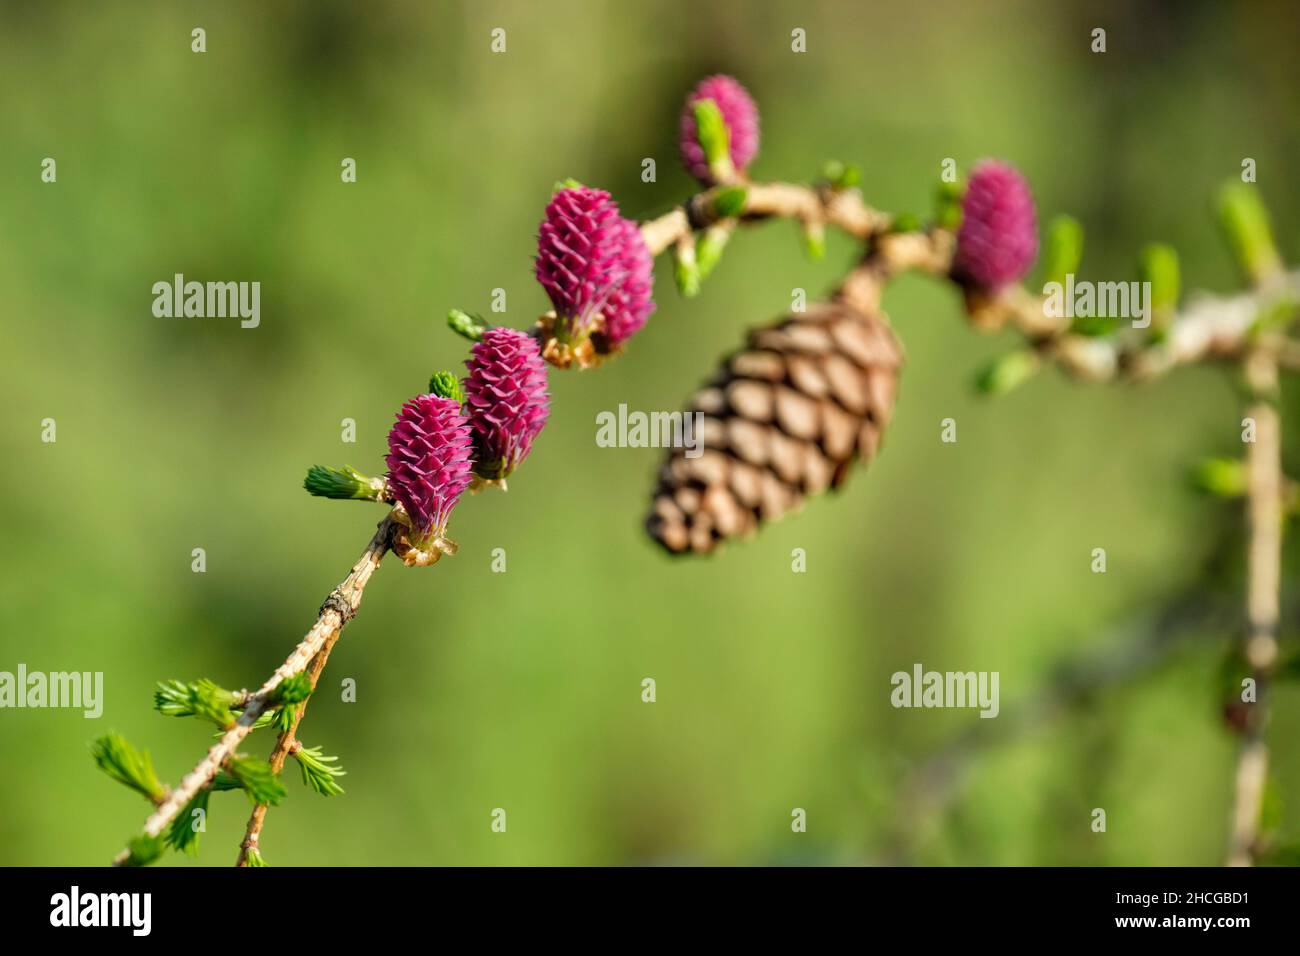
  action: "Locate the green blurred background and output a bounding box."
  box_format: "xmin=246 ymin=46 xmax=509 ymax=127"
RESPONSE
xmin=2 ymin=0 xmax=1299 ymax=866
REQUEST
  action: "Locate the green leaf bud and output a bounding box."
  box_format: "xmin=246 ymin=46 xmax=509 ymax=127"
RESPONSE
xmin=447 ymin=308 xmax=488 ymax=342
xmin=303 ymin=465 xmax=386 ymax=502
xmin=696 ymin=224 xmax=731 ymax=280
xmin=294 ymin=745 xmax=347 ymax=797
xmin=1042 ymin=215 xmax=1084 ymax=289
xmin=91 ymin=733 xmax=167 ymax=804
xmin=167 ymin=788 xmax=211 ymax=856
xmin=271 ymin=671 xmax=313 ymax=706
xmin=1218 ymin=182 xmax=1282 ymax=284
xmin=1138 ymin=242 xmax=1180 ymax=313
xmin=226 ymin=755 xmax=287 ymax=807
xmin=1190 ymin=457 xmax=1247 ymax=498
xmin=821 ymin=159 xmax=861 ymax=190
xmin=976 ymin=349 xmax=1041 ymax=396
xmin=122 ymin=833 xmax=167 ymax=867
xmin=934 ymin=177 xmax=965 ymax=230
xmin=693 ymin=99 xmax=732 ymax=181
xmin=428 ymin=371 xmax=465 ymax=403
xmin=711 ymin=185 xmax=748 ymax=219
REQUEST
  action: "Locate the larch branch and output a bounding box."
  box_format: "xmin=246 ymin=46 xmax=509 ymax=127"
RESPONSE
xmin=234 ymin=622 xmax=344 ymax=866
xmin=640 ymin=181 xmax=1300 ymax=386
xmin=1227 ymin=349 xmax=1282 ymax=866
xmin=111 ymin=515 xmax=396 ymax=866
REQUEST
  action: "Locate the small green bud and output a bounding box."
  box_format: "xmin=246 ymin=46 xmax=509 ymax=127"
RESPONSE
xmin=167 ymin=788 xmax=211 ymax=855
xmin=552 ymin=178 xmax=584 ymax=193
xmin=1191 ymin=457 xmax=1247 ymax=498
xmin=447 ymin=308 xmax=488 ymax=342
xmin=696 ymin=224 xmax=731 ymax=280
xmin=934 ymin=177 xmax=965 ymax=230
xmin=153 ymin=680 xmax=193 ymax=718
xmin=226 ymin=755 xmax=287 ymax=807
xmin=211 ymin=771 xmax=244 ymax=792
xmin=1042 ymin=215 xmax=1085 ymax=288
xmin=693 ymin=99 xmax=733 ymax=180
xmin=154 ymin=678 xmax=239 ymax=729
xmin=271 ymin=671 xmax=313 ymax=705
xmin=274 ymin=702 xmax=299 ymax=733
xmin=122 ymin=833 xmax=167 ymax=868
xmin=822 ymin=159 xmax=861 ymax=190
xmin=802 ymin=221 xmax=827 ymax=260
xmin=428 ymin=371 xmax=465 ymax=403
xmin=711 ymin=185 xmax=748 ymax=219
xmin=245 ymin=847 xmax=269 ymax=867
xmin=976 ymin=349 xmax=1041 ymax=396
xmin=91 ymin=733 xmax=166 ymax=804
xmin=294 ymin=745 xmax=347 ymax=797
xmin=674 ymin=240 xmax=701 ymax=298
xmin=303 ymin=465 xmax=386 ymax=502
xmin=889 ymin=212 xmax=922 ymax=234
xmin=242 ymin=710 xmax=277 ymax=733
xmin=1217 ymin=183 xmax=1282 ymax=284
xmin=1138 ymin=242 xmax=1180 ymax=313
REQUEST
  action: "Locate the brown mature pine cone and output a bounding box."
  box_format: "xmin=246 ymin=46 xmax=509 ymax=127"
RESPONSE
xmin=646 ymin=299 xmax=903 ymax=555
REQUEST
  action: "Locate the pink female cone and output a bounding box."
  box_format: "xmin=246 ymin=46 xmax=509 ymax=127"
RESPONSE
xmin=384 ymin=394 xmax=474 ymax=540
xmin=463 ymin=327 xmax=550 ymax=481
xmin=952 ymin=160 xmax=1038 ymax=289
xmin=535 ymin=186 xmax=655 ymax=350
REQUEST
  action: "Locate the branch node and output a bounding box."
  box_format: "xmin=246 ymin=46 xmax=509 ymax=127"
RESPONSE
xmin=319 ymin=591 xmax=356 ymax=625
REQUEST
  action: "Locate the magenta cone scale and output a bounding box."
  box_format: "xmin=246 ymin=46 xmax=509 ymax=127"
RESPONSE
xmin=952 ymin=160 xmax=1038 ymax=289
xmin=535 ymin=186 xmax=655 ymax=346
xmin=679 ymin=74 xmax=760 ymax=184
xmin=384 ymin=394 xmax=473 ymax=537
xmin=463 ymin=327 xmax=551 ymax=480
xmin=600 ymin=217 xmax=655 ymax=345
